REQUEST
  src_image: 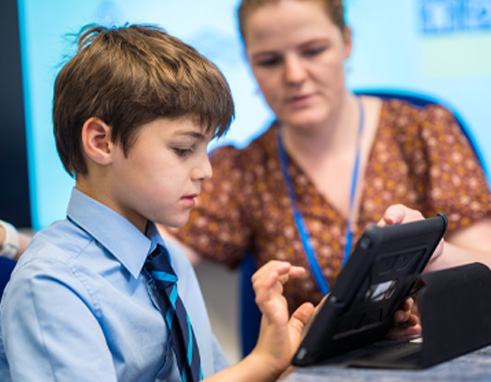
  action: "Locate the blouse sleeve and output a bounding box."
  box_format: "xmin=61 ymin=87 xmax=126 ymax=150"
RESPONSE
xmin=173 ymin=145 xmax=254 ymax=269
xmin=409 ymin=103 xmax=491 ymax=233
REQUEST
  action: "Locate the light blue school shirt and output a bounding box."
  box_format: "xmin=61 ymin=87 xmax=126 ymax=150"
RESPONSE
xmin=0 ymin=188 xmax=228 ymax=382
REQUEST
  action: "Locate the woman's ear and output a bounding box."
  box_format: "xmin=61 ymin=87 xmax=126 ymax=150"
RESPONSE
xmin=344 ymin=26 xmax=353 ymax=59
xmin=81 ymin=117 xmax=114 ymax=165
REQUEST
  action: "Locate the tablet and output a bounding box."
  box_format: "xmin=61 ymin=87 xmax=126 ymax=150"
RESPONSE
xmin=292 ymin=213 xmax=448 ymax=367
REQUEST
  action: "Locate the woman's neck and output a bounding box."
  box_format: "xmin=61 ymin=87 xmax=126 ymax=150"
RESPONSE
xmin=282 ymin=93 xmax=361 ymax=161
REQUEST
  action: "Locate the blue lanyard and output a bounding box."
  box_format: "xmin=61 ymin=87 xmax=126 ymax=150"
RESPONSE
xmin=277 ymin=97 xmax=365 ymax=296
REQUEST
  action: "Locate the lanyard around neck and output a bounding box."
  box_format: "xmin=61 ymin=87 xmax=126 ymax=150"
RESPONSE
xmin=277 ymin=97 xmax=365 ymax=296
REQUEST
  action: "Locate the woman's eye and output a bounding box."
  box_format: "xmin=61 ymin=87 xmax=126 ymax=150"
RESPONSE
xmin=303 ymin=45 xmax=327 ymax=57
xmin=255 ymin=56 xmax=282 ymax=67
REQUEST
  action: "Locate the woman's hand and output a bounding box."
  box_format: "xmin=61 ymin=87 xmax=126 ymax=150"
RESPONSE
xmin=387 ymin=297 xmax=421 ymax=338
xmin=378 ymin=204 xmax=444 ymax=268
xmin=378 ymin=203 xmax=425 ymax=227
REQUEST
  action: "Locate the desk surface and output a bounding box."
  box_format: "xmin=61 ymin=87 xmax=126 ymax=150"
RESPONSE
xmin=283 ymin=344 xmax=491 ymax=381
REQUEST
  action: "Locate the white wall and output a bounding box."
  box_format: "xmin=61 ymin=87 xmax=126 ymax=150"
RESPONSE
xmin=19 ymin=0 xmax=491 ymax=228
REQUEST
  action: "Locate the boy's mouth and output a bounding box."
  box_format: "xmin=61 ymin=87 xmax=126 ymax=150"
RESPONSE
xmin=180 ymin=194 xmax=198 ymax=207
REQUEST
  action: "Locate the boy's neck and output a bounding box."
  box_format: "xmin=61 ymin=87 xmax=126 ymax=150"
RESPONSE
xmin=74 ymin=180 xmax=148 ymax=234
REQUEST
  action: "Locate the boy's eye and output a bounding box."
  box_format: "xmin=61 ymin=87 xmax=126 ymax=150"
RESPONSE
xmin=173 ymin=147 xmax=194 ymax=157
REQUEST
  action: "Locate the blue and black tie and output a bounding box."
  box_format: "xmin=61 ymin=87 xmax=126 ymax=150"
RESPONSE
xmin=146 ymin=244 xmax=203 ymax=382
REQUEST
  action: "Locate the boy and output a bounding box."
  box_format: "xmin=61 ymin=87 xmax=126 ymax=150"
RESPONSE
xmin=0 ymin=24 xmax=314 ymax=381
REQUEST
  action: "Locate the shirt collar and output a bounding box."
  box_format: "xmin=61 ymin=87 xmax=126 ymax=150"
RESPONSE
xmin=66 ymin=188 xmax=164 ymax=279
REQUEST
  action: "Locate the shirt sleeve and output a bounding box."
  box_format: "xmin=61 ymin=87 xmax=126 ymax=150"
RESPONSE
xmin=1 ymin=258 xmax=118 ymax=382
xmin=174 ymin=145 xmax=255 ymax=268
xmin=408 ymin=103 xmax=491 ymax=233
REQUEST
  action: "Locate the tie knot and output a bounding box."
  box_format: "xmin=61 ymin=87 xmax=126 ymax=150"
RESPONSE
xmin=145 ymin=244 xmax=178 ymax=289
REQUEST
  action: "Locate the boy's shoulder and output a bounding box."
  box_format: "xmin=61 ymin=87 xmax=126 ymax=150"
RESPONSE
xmin=18 ymin=220 xmax=89 ymax=267
xmin=8 ymin=220 xmax=95 ymax=287
xmin=1 ymin=219 xmax=100 ymax=312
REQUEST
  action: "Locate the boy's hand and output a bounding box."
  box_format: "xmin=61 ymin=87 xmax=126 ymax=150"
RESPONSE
xmin=249 ymin=261 xmax=315 ymax=380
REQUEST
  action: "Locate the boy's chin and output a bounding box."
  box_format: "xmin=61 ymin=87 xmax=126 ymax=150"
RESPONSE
xmin=160 ymin=214 xmax=192 ymax=229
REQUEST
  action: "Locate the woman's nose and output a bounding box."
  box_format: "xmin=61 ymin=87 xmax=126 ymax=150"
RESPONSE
xmin=284 ymin=55 xmax=307 ymax=84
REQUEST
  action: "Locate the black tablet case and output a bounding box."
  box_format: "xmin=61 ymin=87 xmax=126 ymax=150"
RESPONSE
xmin=292 ymin=213 xmax=448 ymax=367
xmin=349 ymin=262 xmax=491 ymax=369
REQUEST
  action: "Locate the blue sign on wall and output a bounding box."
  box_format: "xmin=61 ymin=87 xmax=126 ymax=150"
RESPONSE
xmin=421 ymin=0 xmax=491 ymax=33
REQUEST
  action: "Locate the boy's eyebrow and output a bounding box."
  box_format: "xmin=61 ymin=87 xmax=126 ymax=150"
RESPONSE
xmin=172 ymin=130 xmax=207 ymax=140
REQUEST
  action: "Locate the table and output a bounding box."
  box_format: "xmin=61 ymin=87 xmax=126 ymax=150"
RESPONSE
xmin=283 ymin=344 xmax=491 ymax=381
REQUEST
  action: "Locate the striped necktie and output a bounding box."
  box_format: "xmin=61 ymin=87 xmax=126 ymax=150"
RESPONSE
xmin=145 ymin=244 xmax=203 ymax=382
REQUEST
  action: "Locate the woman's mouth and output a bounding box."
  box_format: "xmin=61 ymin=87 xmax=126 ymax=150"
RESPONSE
xmin=287 ymin=94 xmax=313 ymax=107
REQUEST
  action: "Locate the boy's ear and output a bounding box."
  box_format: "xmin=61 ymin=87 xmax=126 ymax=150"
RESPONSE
xmin=81 ymin=117 xmax=114 ymax=165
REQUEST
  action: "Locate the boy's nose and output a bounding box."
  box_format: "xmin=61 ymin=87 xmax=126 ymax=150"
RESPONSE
xmin=192 ymin=156 xmax=213 ymax=182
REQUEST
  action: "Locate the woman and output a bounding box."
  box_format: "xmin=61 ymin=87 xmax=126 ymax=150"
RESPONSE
xmin=171 ymin=0 xmax=491 ymax=312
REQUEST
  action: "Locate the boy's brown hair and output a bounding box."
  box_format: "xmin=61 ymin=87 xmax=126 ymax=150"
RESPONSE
xmin=53 ymin=24 xmax=235 ymax=177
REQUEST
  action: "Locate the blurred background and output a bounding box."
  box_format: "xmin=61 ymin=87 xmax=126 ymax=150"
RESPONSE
xmin=2 ymin=0 xmax=491 ymax=364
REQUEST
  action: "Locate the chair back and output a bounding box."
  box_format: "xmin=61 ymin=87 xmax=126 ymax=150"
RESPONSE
xmin=0 ymin=257 xmax=16 ymax=300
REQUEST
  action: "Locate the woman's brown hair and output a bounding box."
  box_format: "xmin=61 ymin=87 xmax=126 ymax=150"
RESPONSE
xmin=238 ymin=0 xmax=346 ymax=44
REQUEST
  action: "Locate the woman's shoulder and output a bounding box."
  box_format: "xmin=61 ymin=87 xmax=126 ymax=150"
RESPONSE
xmin=379 ymin=96 xmax=455 ymax=119
xmin=210 ymin=123 xmax=278 ymax=163
xmin=376 ymin=96 xmax=459 ymax=133
xmin=205 ymin=123 xmax=279 ymax=189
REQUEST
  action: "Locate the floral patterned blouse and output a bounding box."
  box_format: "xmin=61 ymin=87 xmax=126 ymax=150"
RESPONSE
xmin=175 ymin=98 xmax=491 ymax=311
